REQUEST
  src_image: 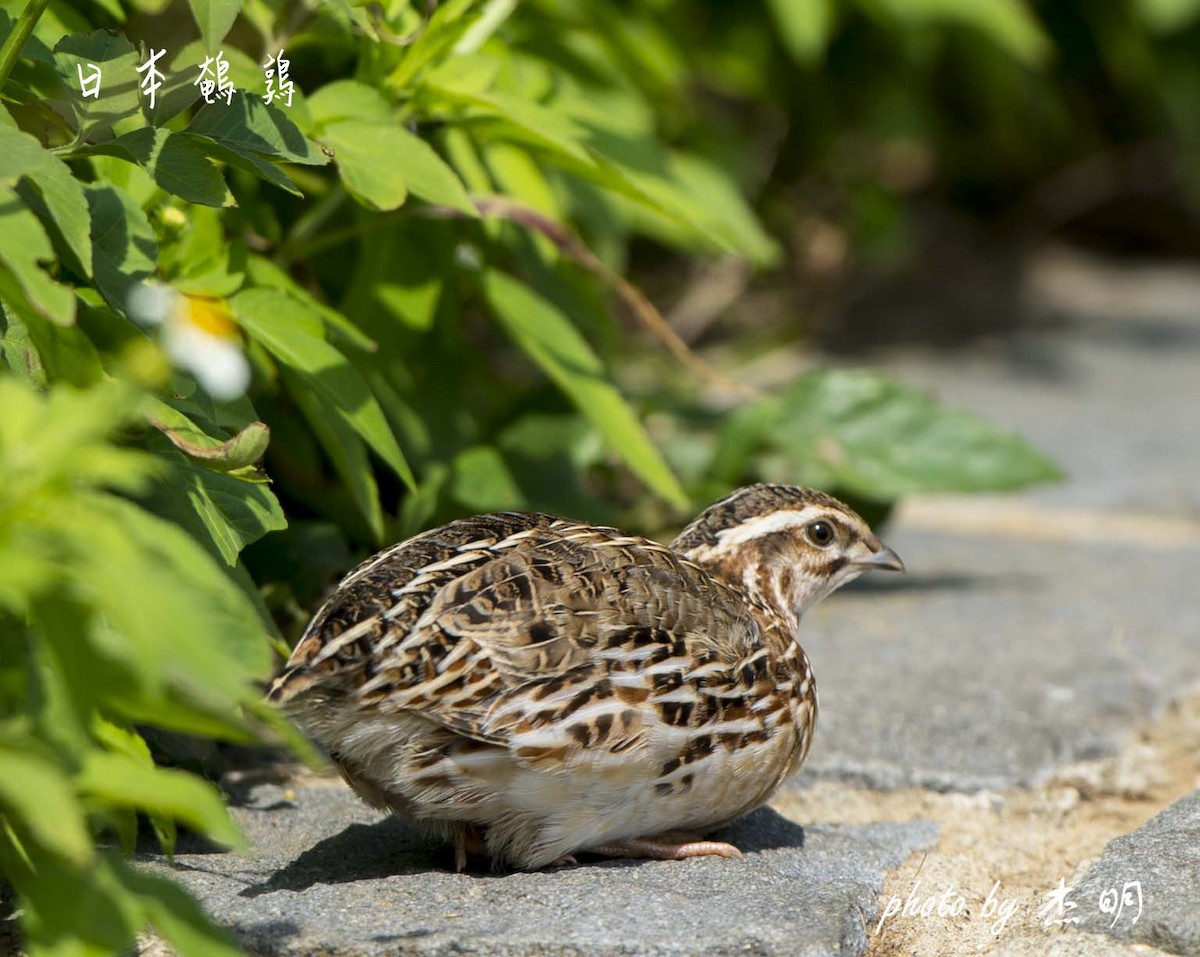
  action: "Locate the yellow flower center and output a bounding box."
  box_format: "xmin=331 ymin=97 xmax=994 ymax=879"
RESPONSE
xmin=180 ymin=296 xmax=237 ymax=339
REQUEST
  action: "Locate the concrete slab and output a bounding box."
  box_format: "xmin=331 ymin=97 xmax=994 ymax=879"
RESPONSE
xmin=797 ymin=529 xmax=1200 ymax=791
xmin=1074 ymin=789 xmax=1200 ymax=956
xmin=139 ymin=782 xmax=936 ymax=957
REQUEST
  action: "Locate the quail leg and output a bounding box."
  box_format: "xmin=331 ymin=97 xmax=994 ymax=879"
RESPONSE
xmin=588 ymin=830 xmax=743 ymax=861
xmin=450 ymin=824 xmax=489 ymax=872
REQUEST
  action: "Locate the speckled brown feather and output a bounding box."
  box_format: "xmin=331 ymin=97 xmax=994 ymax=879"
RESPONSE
xmin=270 ymin=485 xmax=893 ymax=869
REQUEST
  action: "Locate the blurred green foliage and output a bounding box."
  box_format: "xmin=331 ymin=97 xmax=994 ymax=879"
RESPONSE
xmin=13 ymin=0 xmax=1185 ymax=951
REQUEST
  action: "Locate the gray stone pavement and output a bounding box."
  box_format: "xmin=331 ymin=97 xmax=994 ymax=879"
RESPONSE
xmin=800 ymin=527 xmax=1200 ymax=791
xmin=143 ymin=782 xmax=936 ymax=957
xmin=1074 ymin=789 xmax=1200 ymax=955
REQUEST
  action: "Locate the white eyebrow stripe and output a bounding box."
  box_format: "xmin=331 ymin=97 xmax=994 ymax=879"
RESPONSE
xmin=715 ymin=507 xmax=825 ymax=546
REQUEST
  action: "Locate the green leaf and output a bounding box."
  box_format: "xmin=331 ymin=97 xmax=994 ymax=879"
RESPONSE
xmin=713 ymin=369 xmax=1062 ymax=499
xmin=0 ymin=126 xmax=60 ymax=182
xmin=183 ymin=131 xmax=302 ymax=197
xmin=52 ymin=31 xmax=141 ymax=140
xmin=85 ymin=128 xmax=233 ymax=207
xmin=307 ymin=80 xmax=392 ymax=126
xmin=231 ymin=287 xmax=415 ymax=490
xmin=63 ymin=493 xmax=274 ymax=690
xmin=0 ymin=750 xmax=92 ymax=865
xmin=186 ymin=91 xmax=328 ymax=165
xmin=14 ymin=148 xmax=93 ymax=279
xmin=77 ymin=752 xmax=246 ymax=850
xmin=186 ymin=0 xmax=241 ymax=49
xmin=0 ymin=305 xmax=46 ymax=386
xmin=0 ymin=185 xmax=76 ymax=326
xmin=145 ymin=398 xmax=271 ymax=471
xmin=86 ymin=184 xmax=157 ymax=315
xmin=767 ymin=0 xmax=835 ymax=64
xmin=320 ymin=120 xmax=406 ymax=211
xmin=159 ymin=447 xmax=287 ymax=565
xmin=323 ymin=120 xmax=477 ymax=215
xmin=480 ymin=271 xmax=689 ymax=509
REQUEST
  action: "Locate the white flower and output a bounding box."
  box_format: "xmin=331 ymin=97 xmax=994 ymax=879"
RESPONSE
xmin=127 ymin=283 xmax=250 ymax=401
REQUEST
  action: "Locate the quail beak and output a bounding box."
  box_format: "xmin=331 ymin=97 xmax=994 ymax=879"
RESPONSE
xmin=856 ymin=540 xmax=905 ymax=573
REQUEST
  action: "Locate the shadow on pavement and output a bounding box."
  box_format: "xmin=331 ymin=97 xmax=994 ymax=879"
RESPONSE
xmin=236 ymin=806 xmax=806 ymax=895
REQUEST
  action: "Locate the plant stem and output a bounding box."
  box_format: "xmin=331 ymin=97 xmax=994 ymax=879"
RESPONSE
xmin=0 ymin=0 xmax=50 ymax=93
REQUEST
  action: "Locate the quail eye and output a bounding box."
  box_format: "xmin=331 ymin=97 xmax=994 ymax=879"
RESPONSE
xmin=805 ymin=520 xmax=836 ymax=548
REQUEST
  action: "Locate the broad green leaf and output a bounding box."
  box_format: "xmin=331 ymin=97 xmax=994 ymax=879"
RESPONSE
xmin=307 ymin=0 xmax=377 ymax=37
xmin=186 ymin=0 xmax=241 ymax=49
xmin=62 ymin=493 xmax=274 ymax=688
xmin=86 ymin=184 xmax=157 ymax=315
xmin=767 ymin=0 xmax=835 ymax=64
xmin=0 ymin=750 xmax=92 ymax=864
xmin=183 ymin=132 xmax=302 ymax=197
xmin=712 ymin=369 xmax=1062 ymax=498
xmin=14 ymin=149 xmax=93 ymax=279
xmin=52 ymin=31 xmax=141 ymax=140
xmin=0 ymin=127 xmax=58 ymax=182
xmin=77 ymin=752 xmax=245 ymax=850
xmin=230 ymin=288 xmax=414 ymax=489
xmin=159 ymin=448 xmax=287 ymax=565
xmin=0 ymin=185 xmax=76 ymax=326
xmin=307 ymin=80 xmax=392 ymax=126
xmin=186 ymin=92 xmax=328 ymax=165
xmin=88 ymin=154 xmax=158 ymax=209
xmin=324 ymin=120 xmax=477 ymax=215
xmin=321 ymin=120 xmax=407 ymax=211
xmin=85 ymin=128 xmax=233 ymax=207
xmin=480 ymin=271 xmax=688 ymax=509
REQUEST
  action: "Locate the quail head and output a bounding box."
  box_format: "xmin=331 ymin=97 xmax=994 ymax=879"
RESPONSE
xmin=268 ymin=484 xmax=903 ymax=870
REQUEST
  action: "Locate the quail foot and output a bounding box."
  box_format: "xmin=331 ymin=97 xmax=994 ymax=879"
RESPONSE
xmin=268 ymin=484 xmax=903 ymax=870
